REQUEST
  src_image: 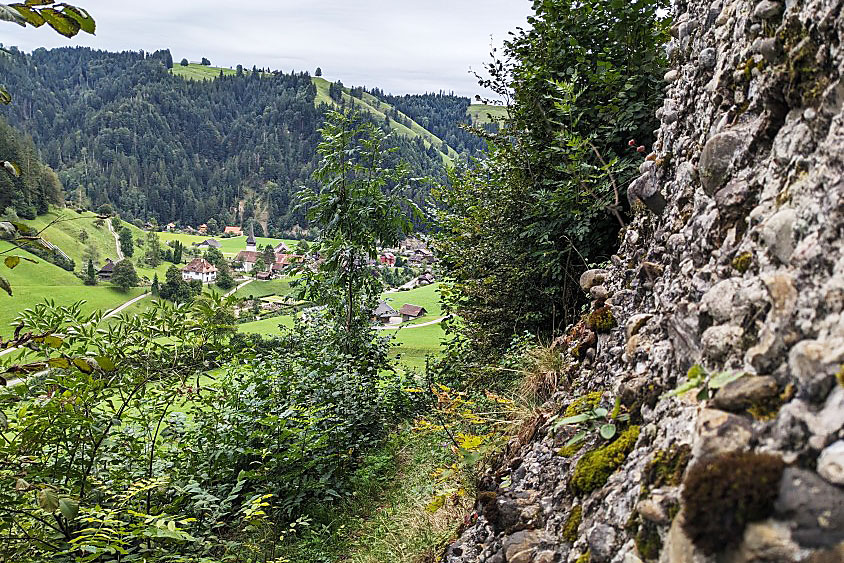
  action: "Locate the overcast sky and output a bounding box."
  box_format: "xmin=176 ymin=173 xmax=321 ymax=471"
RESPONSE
xmin=1 ymin=1 xmax=532 ymax=98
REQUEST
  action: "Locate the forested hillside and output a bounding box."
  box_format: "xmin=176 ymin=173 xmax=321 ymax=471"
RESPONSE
xmin=0 ymin=117 xmax=62 ymax=219
xmin=0 ymin=47 xmax=485 ymax=233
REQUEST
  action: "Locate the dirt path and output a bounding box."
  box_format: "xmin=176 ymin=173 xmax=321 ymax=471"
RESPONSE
xmin=225 ymin=278 xmax=252 ymax=297
xmin=107 ymin=218 xmax=124 ymax=260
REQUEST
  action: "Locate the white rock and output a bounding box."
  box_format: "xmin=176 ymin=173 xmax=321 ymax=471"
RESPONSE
xmin=818 ymin=441 xmax=844 ymax=485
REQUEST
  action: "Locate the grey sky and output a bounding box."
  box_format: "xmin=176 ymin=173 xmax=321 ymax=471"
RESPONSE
xmin=1 ymin=1 xmax=532 ymax=97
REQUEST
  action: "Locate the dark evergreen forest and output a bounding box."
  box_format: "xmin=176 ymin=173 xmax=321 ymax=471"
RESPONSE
xmin=0 ymin=47 xmax=481 ymax=234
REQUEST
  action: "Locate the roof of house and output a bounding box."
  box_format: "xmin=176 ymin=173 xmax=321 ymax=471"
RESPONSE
xmin=235 ymin=251 xmax=260 ymax=263
xmin=256 ymin=271 xmax=271 ymax=280
xmin=372 ymin=301 xmax=398 ymax=318
xmin=246 ymin=224 xmax=256 ymax=245
xmin=224 ymin=226 xmax=243 ymax=234
xmin=274 ymin=242 xmax=289 ymax=252
xmin=399 ymin=304 xmax=427 ymax=317
xmin=182 ymin=257 xmax=217 ymax=273
xmin=197 ymin=239 xmax=221 ymax=248
xmin=98 ymin=259 xmax=115 ymax=273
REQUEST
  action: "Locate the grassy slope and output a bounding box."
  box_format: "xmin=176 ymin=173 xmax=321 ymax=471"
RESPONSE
xmin=157 ymin=232 xmax=298 ymax=258
xmin=0 ymin=240 xmax=144 ymax=337
xmin=311 ymin=77 xmax=456 ymax=165
xmin=466 ymin=103 xmax=508 ymax=125
xmin=170 ymin=63 xmax=238 ymax=80
xmin=383 ymin=283 xmax=443 ymax=324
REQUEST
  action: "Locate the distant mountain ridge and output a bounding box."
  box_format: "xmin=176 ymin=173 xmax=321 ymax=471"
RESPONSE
xmin=0 ymin=47 xmax=501 ymax=235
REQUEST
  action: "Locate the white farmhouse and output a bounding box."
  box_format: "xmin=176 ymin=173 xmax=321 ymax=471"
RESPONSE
xmin=182 ymin=257 xmax=218 ymax=283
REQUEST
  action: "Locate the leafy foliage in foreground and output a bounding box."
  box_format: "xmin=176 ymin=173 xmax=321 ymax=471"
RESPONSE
xmin=435 ymin=0 xmax=670 ymax=356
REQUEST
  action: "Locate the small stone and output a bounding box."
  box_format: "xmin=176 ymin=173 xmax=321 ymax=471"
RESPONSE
xmin=775 ymin=468 xmax=844 ymax=548
xmin=590 ymin=285 xmax=609 ymax=301
xmin=788 ymin=339 xmax=839 ymax=401
xmin=694 ymin=408 xmax=753 ymax=458
xmin=637 ymin=498 xmax=669 ymax=525
xmin=817 ymin=441 xmax=844 ymax=485
xmin=699 ymin=132 xmax=745 ymax=195
xmin=502 ymin=529 xmax=548 ymax=563
xmin=700 ymin=279 xmax=740 ymax=323
xmin=760 ymin=209 xmax=797 ymax=263
xmin=714 ymin=179 xmax=750 ymax=209
xmin=664 ymin=70 xmax=680 ymax=83
xmin=588 ymin=523 xmax=617 ymax=562
xmin=753 ymin=1 xmax=783 ymax=20
xmin=699 ymin=48 xmax=717 ymax=69
xmin=731 ymin=520 xmax=802 ymax=563
xmin=712 ymin=375 xmax=778 ymax=412
xmin=752 ymin=37 xmax=780 ymax=62
xmin=626 ymin=314 xmax=653 ymax=339
xmin=580 ymin=269 xmax=609 ymax=291
xmin=701 ymin=325 xmax=744 ymax=361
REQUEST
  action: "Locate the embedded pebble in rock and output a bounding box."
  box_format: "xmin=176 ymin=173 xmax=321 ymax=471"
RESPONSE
xmin=591 ymin=285 xmax=610 ymax=301
xmin=442 ymin=0 xmax=844 ymax=560
xmin=752 ymin=0 xmax=783 ymax=20
xmin=699 ymin=132 xmax=745 ymax=195
xmin=711 ymin=375 xmax=778 ymax=412
xmin=775 ymin=468 xmax=844 ymax=548
xmin=817 ymin=441 xmax=844 ymax=485
xmin=760 ymin=209 xmax=797 ymax=264
xmin=698 ymin=47 xmax=717 ymax=69
xmin=694 ymin=408 xmax=753 ymax=458
xmin=580 ymin=269 xmax=609 ymax=291
xmin=701 ymin=324 xmax=744 ymax=360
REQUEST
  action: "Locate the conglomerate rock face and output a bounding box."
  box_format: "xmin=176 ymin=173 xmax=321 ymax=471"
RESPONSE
xmin=443 ymin=0 xmax=844 ymax=561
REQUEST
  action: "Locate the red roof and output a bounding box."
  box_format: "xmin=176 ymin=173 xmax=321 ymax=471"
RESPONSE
xmin=399 ymin=304 xmax=427 ymax=317
xmin=236 ymin=250 xmax=260 ymax=263
xmin=182 ymin=258 xmax=217 ymax=273
xmin=224 ymin=226 xmax=243 ymax=235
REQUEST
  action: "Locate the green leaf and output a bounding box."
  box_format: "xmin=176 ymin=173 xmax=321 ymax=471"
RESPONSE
xmin=0 ymin=276 xmax=12 ymax=296
xmin=0 ymin=87 xmax=11 ymax=105
xmin=599 ymin=423 xmax=617 ymax=440
xmin=72 ymin=358 xmax=93 ymax=373
xmin=15 ymin=478 xmax=30 ymax=491
xmin=43 ymin=335 xmax=63 ymax=348
xmin=564 ymin=429 xmax=587 ymax=447
xmin=38 ymin=488 xmax=59 ymax=513
xmin=39 ymin=7 xmax=80 ymax=37
xmin=593 ymin=407 xmax=609 ymax=418
xmin=696 ymin=386 xmax=710 ymax=401
xmin=94 ymin=356 xmax=116 ymax=371
xmin=47 ymin=357 xmax=71 ymax=369
xmin=60 ymin=5 xmax=94 ymax=34
xmin=4 ymin=256 xmax=20 ymax=269
xmin=59 ymin=497 xmax=79 ymax=521
xmin=10 ymin=5 xmax=45 ymax=26
xmin=553 ymin=412 xmax=591 ymax=427
xmin=709 ymin=370 xmax=746 ymax=390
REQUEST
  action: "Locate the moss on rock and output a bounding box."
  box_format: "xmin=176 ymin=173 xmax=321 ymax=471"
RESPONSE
xmin=575 ymin=550 xmax=591 ymax=563
xmin=563 ymin=504 xmax=583 ymax=542
xmin=586 ymin=305 xmax=616 ymax=333
xmin=731 ymin=251 xmax=753 ymax=273
xmin=681 ymin=451 xmax=784 ymax=555
xmin=643 ymin=444 xmax=691 ymax=492
xmin=565 ymin=391 xmax=604 ymax=417
xmin=571 ymin=426 xmax=641 ymax=495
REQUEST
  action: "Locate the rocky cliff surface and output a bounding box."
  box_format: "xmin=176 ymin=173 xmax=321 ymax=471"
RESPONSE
xmin=443 ymin=0 xmax=844 ymax=561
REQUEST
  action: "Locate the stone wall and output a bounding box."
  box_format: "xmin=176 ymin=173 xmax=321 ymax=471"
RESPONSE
xmin=443 ymin=0 xmax=844 ymax=561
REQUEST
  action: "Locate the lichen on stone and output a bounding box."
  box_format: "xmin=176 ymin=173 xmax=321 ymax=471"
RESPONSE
xmin=731 ymin=251 xmax=753 ymax=273
xmin=575 ymin=550 xmax=591 ymax=563
xmin=836 ymin=364 xmax=844 ymax=388
xmin=634 ymin=520 xmax=662 ymax=561
xmin=681 ymin=451 xmax=784 ymax=555
xmin=562 ymin=504 xmax=583 ymax=542
xmin=571 ymin=426 xmax=640 ymax=495
xmin=586 ymin=305 xmax=616 ymax=333
xmin=558 ymin=441 xmax=585 ymax=458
